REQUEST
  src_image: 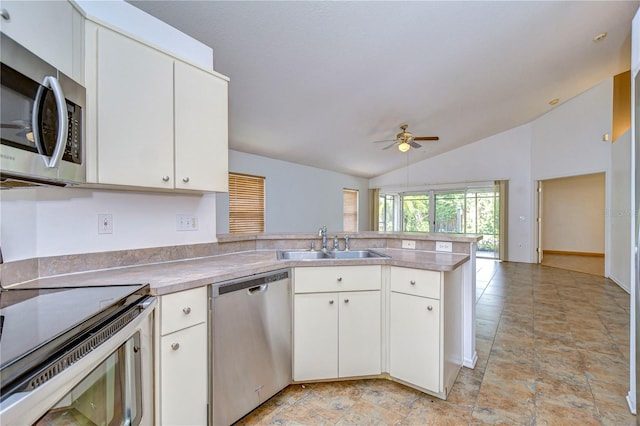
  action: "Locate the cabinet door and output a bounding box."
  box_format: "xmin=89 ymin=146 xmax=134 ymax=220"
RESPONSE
xmin=160 ymin=322 xmax=208 ymax=426
xmin=0 ymin=0 xmax=81 ymax=80
xmin=96 ymin=27 xmax=174 ymax=188
xmin=174 ymin=61 xmax=228 ymax=191
xmin=389 ymin=292 xmax=440 ymax=392
xmin=338 ymin=290 xmax=381 ymax=378
xmin=293 ymin=293 xmax=338 ymax=381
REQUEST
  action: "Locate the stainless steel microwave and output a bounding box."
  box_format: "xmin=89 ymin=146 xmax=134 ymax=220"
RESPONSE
xmin=0 ymin=34 xmax=85 ymax=188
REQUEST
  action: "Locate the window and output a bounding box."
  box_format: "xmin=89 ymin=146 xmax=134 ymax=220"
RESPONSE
xmin=379 ymin=183 xmax=504 ymax=259
xmin=343 ymin=189 xmax=358 ymax=232
xmin=379 ymin=193 xmax=398 ymax=232
xmin=228 ymin=173 xmax=265 ymax=234
xmin=403 ymin=194 xmax=430 ymax=232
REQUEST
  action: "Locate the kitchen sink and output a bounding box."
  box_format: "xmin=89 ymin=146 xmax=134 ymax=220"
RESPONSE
xmin=277 ymin=250 xmax=331 ymax=260
xmin=330 ymin=249 xmax=388 ymax=259
xmin=277 ymin=249 xmax=388 ymax=260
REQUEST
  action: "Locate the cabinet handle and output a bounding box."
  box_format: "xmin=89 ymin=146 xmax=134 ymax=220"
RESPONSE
xmin=344 ymin=298 xmax=350 ymax=303
xmin=1 ymin=9 xmax=10 ymax=20
xmin=182 ymin=307 xmax=192 ymax=315
xmin=171 ymin=343 xmax=180 ymax=351
xmin=182 ymin=177 xmax=190 ymax=183
xmin=329 ymin=300 xmax=334 ymax=304
xmin=410 ymin=280 xmax=416 ymax=285
xmin=427 ymin=305 xmax=433 ymax=311
xmin=162 ymin=175 xmax=170 ymax=182
xmin=337 ymin=277 xmax=342 ymax=282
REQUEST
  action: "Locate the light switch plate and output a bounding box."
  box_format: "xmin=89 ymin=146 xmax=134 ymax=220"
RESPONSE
xmin=435 ymin=241 xmax=452 ymax=252
xmin=402 ymin=240 xmax=416 ymax=249
xmin=176 ymin=214 xmax=198 ymax=231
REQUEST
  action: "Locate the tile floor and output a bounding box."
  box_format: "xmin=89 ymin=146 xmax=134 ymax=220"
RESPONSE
xmin=237 ymin=260 xmax=635 ymax=425
xmin=540 ymin=252 xmax=605 ymax=277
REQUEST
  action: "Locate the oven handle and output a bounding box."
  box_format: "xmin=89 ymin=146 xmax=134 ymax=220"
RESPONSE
xmin=31 ymin=76 xmax=68 ymax=169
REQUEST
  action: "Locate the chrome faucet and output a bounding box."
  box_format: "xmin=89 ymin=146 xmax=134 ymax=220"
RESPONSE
xmin=318 ymin=225 xmax=328 ymax=252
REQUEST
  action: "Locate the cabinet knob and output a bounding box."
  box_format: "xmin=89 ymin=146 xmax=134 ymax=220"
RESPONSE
xmin=337 ymin=277 xmax=342 ymax=282
xmin=344 ymin=298 xmax=350 ymax=303
xmin=427 ymin=305 xmax=433 ymax=311
xmin=329 ymin=300 xmax=334 ymax=304
xmin=182 ymin=177 xmax=190 ymax=183
xmin=410 ymin=280 xmax=416 ymax=285
xmin=1 ymin=9 xmax=10 ymax=20
xmin=171 ymin=343 xmax=180 ymax=351
xmin=182 ymin=307 xmax=192 ymax=315
xmin=162 ymin=175 xmax=170 ymax=182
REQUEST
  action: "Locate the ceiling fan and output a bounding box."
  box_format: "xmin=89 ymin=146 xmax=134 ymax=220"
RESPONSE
xmin=374 ymin=124 xmax=439 ymax=152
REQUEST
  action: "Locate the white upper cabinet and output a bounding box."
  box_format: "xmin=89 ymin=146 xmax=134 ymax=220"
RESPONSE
xmin=0 ymin=0 xmax=83 ymax=82
xmin=84 ymin=22 xmax=229 ymax=191
xmin=174 ymin=61 xmax=229 ymax=192
xmin=93 ymin=26 xmax=174 ymax=188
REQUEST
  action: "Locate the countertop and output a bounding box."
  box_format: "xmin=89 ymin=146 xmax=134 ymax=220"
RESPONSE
xmin=11 ymin=248 xmax=469 ymax=296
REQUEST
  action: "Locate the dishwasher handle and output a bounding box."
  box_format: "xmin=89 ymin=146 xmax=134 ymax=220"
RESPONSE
xmin=248 ymin=284 xmax=268 ymax=295
xmin=214 ymin=269 xmax=289 ymax=297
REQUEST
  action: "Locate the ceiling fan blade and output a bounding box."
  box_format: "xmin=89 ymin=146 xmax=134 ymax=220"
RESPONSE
xmin=382 ymin=142 xmax=397 ymax=150
xmin=373 ymin=139 xmax=396 ymax=143
xmin=408 ymin=140 xmax=422 ymax=149
xmin=413 ymin=136 xmax=439 ymax=141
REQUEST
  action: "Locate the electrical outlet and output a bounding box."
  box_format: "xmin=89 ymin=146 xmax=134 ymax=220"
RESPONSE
xmin=98 ymin=214 xmax=113 ymax=234
xmin=176 ymin=214 xmax=198 ymax=231
xmin=435 ymin=241 xmax=452 ymax=252
xmin=402 ymin=240 xmax=416 ymax=249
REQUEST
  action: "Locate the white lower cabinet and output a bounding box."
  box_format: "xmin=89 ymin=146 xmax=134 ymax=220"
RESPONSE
xmin=293 ymin=266 xmax=381 ymax=382
xmin=389 ymin=291 xmax=440 ymax=392
xmin=160 ymin=322 xmax=207 ymax=426
xmin=156 ymin=287 xmax=208 ymax=425
xmin=293 ymin=292 xmax=338 ymax=380
xmin=388 ymin=266 xmax=463 ymax=398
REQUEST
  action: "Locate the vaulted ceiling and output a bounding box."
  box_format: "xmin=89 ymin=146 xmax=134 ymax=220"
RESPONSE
xmin=129 ymin=1 xmax=639 ymax=178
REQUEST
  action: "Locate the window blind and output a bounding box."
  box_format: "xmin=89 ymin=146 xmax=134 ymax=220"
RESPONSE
xmin=343 ymin=189 xmax=358 ymax=232
xmin=229 ymin=173 xmax=265 ymax=234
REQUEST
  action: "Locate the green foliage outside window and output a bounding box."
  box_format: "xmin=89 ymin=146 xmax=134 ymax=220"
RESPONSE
xmin=379 ymin=187 xmax=500 ymax=255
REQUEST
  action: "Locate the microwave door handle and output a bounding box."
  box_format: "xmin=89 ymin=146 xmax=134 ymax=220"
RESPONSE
xmin=31 ymin=84 xmax=46 ymax=158
xmin=31 ymin=76 xmax=68 ymax=168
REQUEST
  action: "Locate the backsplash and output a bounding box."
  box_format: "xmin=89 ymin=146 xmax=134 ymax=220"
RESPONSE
xmin=0 ymin=232 xmax=478 ymax=287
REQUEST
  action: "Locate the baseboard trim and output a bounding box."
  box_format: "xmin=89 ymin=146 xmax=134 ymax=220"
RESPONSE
xmin=542 ymin=250 xmax=604 ymax=257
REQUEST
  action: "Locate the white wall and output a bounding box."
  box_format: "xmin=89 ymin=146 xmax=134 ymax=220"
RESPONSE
xmin=531 ymin=79 xmax=612 ymax=180
xmin=541 ymin=173 xmax=605 ymax=254
xmin=370 ymin=124 xmax=534 ymax=263
xmin=217 ymin=150 xmax=370 ymax=234
xmin=610 ymin=130 xmax=632 ymax=292
xmin=0 ymin=188 xmax=217 ymax=262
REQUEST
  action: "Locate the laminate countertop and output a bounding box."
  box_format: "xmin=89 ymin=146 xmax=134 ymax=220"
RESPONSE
xmin=9 ymin=248 xmax=469 ymax=296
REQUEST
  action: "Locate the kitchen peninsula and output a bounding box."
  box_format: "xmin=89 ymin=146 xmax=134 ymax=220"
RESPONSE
xmin=1 ymin=232 xmax=480 ymax=423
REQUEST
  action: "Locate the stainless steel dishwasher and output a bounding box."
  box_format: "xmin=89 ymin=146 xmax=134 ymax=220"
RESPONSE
xmin=210 ymin=269 xmax=291 ymax=426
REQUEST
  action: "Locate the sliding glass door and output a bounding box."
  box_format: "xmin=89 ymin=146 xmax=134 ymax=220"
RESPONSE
xmin=379 ymin=183 xmax=502 ymax=259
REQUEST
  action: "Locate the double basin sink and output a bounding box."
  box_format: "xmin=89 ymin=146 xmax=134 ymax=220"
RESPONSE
xmin=277 ymin=249 xmax=388 ymax=261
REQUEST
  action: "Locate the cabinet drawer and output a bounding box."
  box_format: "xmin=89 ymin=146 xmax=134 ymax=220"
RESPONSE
xmin=294 ymin=265 xmax=381 ymax=293
xmin=160 ymin=287 xmax=207 ymax=335
xmin=390 ymin=267 xmax=441 ymax=299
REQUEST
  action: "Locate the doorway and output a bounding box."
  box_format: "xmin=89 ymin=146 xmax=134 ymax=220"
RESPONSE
xmin=536 ymin=173 xmax=605 ymax=276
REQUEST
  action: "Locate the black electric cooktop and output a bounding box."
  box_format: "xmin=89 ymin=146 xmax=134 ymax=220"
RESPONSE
xmin=0 ymin=283 xmax=149 ymax=398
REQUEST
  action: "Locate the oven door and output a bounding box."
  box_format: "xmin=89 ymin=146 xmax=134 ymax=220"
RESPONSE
xmin=0 ymin=298 xmax=156 ymax=426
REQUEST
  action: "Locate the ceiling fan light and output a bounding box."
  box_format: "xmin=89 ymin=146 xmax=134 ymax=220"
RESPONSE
xmin=398 ymin=141 xmax=411 ymax=152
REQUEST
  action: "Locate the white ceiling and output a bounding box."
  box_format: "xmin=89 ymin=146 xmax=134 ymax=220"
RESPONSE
xmin=129 ymin=1 xmax=639 ymax=178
